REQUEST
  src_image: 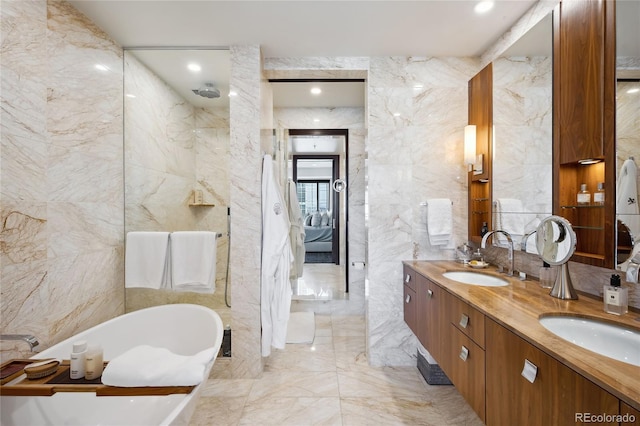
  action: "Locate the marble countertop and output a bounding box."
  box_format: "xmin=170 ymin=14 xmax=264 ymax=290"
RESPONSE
xmin=403 ymin=260 xmax=640 ymax=411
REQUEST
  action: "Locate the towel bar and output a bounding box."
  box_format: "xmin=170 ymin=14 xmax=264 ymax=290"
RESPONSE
xmin=420 ymin=201 xmax=453 ymax=206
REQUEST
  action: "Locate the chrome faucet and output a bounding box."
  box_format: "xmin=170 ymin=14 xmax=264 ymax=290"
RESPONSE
xmin=481 ymin=230 xmax=514 ymax=276
xmin=520 ymin=230 xmax=537 ymax=252
xmin=1 ymin=334 xmax=40 ymax=352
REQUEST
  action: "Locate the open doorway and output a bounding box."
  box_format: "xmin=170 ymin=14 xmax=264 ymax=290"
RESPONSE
xmin=288 ymin=129 xmax=349 ymax=296
xmin=293 ymin=155 xmax=340 ymax=264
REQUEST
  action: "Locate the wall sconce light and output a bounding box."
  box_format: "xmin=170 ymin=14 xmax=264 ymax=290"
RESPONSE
xmin=464 ymin=125 xmax=476 ymax=166
xmin=464 ymin=125 xmax=484 ymax=175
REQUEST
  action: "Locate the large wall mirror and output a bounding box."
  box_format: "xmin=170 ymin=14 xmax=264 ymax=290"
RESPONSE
xmin=123 ymin=48 xmax=232 ymax=324
xmin=492 ymin=12 xmax=553 ymax=253
xmin=615 ymin=0 xmax=640 ymax=268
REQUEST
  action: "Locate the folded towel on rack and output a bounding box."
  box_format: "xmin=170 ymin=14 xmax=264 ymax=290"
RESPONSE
xmin=171 ymin=231 xmax=217 ymax=293
xmin=426 ymin=199 xmax=452 ymax=247
xmin=101 ymin=345 xmax=216 ymax=387
xmin=495 ymin=199 xmax=526 ymax=243
xmin=125 ymin=232 xmax=170 ymax=289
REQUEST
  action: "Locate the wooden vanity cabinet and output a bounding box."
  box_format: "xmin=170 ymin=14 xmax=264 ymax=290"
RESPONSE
xmin=415 ymin=275 xmax=447 ymax=367
xmin=485 ymin=318 xmax=619 ymax=426
xmin=442 ymin=294 xmax=487 ymax=422
xmin=447 ymin=325 xmax=486 ymax=422
xmin=448 ymin=294 xmax=485 ymax=349
xmin=403 ymin=265 xmax=418 ymax=334
xmin=621 ymin=402 xmax=640 ymax=424
xmin=403 ymin=284 xmax=417 ymax=336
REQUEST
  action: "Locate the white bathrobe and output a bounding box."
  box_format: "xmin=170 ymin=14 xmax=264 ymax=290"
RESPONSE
xmin=288 ymin=179 xmax=305 ymax=280
xmin=261 ymin=155 xmax=293 ymax=357
xmin=617 ymin=158 xmax=640 ymax=243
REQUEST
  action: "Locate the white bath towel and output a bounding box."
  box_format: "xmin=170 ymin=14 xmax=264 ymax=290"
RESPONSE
xmin=427 ymin=199 xmax=452 ymax=247
xmin=125 ymin=232 xmax=170 ymax=289
xmin=170 ymin=231 xmax=217 ymax=293
xmin=617 ymin=158 xmax=640 ymax=241
xmin=101 ymin=345 xmax=216 ymax=387
xmin=495 ymin=199 xmax=526 ymax=244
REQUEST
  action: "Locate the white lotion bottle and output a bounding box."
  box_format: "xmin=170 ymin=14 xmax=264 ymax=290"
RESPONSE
xmin=84 ymin=344 xmax=104 ymax=380
xmin=69 ymin=340 xmax=88 ymax=379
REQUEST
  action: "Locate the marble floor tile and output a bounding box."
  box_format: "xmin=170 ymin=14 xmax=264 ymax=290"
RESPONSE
xmin=200 ymin=378 xmax=255 ymax=397
xmin=239 ymin=397 xmax=342 ymax=426
xmin=190 ymin=396 xmax=246 ymax=426
xmin=247 ymin=371 xmax=340 ymax=401
xmin=190 ymin=312 xmax=483 ymax=426
xmin=340 ymin=396 xmax=445 ymax=426
xmin=292 ymin=264 xmax=346 ymax=301
xmin=333 ymin=335 xmax=365 ymax=353
xmin=265 ymin=347 xmax=337 ymax=372
xmin=337 ymin=367 xmax=432 ymax=399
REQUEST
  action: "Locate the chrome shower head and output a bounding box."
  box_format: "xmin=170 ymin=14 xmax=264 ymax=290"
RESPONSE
xmin=192 ymin=83 xmax=220 ymax=99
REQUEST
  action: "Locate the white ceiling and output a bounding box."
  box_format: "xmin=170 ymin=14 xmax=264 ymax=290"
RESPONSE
xmin=69 ymin=0 xmax=540 ymax=108
xmin=70 ymin=1 xmax=537 ymax=58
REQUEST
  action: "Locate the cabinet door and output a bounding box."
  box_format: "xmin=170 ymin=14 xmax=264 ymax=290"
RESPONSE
xmin=403 ymin=284 xmax=417 ymax=335
xmin=486 ymin=318 xmax=619 ymax=426
xmin=620 ymin=402 xmax=640 ymax=425
xmin=447 ymin=325 xmax=485 ymax=422
xmin=416 ymin=276 xmax=448 ymax=367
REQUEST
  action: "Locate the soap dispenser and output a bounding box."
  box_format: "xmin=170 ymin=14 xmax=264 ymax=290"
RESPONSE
xmin=604 ymin=274 xmax=628 ymax=315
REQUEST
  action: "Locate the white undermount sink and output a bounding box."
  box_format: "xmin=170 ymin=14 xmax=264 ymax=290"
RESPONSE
xmin=442 ymin=271 xmax=509 ymax=287
xmin=539 ymin=316 xmax=640 ymax=367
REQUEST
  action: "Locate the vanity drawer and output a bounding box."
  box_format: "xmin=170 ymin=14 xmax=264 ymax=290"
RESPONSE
xmin=448 ymin=295 xmax=485 ymax=349
xmin=403 ymin=265 xmax=417 ymax=292
xmin=447 ymin=324 xmax=486 ymax=422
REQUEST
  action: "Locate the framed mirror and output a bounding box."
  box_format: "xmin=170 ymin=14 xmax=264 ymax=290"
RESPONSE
xmin=615 ymin=0 xmax=640 ymax=268
xmin=492 ymin=13 xmax=553 ymax=252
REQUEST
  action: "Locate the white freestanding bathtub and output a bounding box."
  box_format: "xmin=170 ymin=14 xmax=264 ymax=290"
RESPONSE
xmin=1 ymin=303 xmax=223 ymax=426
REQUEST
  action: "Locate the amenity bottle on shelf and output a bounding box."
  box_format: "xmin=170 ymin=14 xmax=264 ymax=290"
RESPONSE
xmin=594 ymin=182 xmax=605 ymax=205
xmin=577 ymin=184 xmax=591 ymax=205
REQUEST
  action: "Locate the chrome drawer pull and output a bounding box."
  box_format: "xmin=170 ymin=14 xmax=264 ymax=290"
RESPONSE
xmin=459 ymin=313 xmax=469 ymax=329
xmin=521 ymin=359 xmax=538 ymax=384
xmin=459 ymin=345 xmax=469 ymax=362
xmin=405 ymin=274 xmax=411 ymax=283
xmin=427 ymin=289 xmax=433 ymax=298
xmin=405 ymin=294 xmax=411 ymax=304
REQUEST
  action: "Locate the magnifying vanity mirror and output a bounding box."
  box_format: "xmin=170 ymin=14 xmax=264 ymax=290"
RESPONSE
xmin=536 ymin=215 xmax=578 ymax=299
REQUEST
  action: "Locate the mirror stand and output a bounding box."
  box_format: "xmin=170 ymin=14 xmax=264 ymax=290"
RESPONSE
xmin=536 ymin=215 xmax=579 ymax=300
xmin=549 ymin=263 xmax=578 ymax=300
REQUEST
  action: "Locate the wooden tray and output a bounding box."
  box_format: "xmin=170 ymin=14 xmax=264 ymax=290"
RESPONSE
xmin=0 ymin=359 xmax=195 ymax=396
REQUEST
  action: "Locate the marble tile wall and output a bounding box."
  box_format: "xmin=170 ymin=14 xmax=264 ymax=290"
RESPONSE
xmin=273 ymin=107 xmax=367 ymax=316
xmin=123 ymin=52 xmax=231 ymax=324
xmin=493 ymin=56 xmax=553 ymax=215
xmin=229 ymin=45 xmax=265 ymax=379
xmin=367 ymin=57 xmax=482 ymax=366
xmin=1 ymin=0 xmax=124 ymax=362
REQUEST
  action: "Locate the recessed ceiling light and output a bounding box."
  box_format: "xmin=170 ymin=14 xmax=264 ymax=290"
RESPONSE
xmin=187 ymin=63 xmax=201 ymax=72
xmin=94 ymin=64 xmax=109 ymax=71
xmin=310 ymin=87 xmax=322 ymax=95
xmin=313 ymin=118 xmax=320 ymax=122
xmin=627 ymin=88 xmax=640 ymax=94
xmin=475 ymin=1 xmax=494 ymax=14
xmin=393 ymin=112 xmax=401 ymax=117
xmin=125 ymin=93 xmax=136 ymax=98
